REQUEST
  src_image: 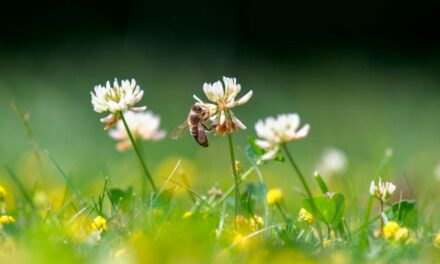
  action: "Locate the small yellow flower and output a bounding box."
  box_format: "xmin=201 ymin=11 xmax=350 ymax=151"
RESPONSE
xmin=0 ymin=185 xmax=7 ymax=200
xmin=235 ymin=215 xmax=249 ymax=228
xmin=249 ymin=215 xmax=264 ymax=232
xmin=298 ymin=208 xmax=314 ymax=225
xmin=182 ymin=211 xmax=193 ymax=219
xmin=395 ymin=227 xmax=409 ymax=242
xmin=0 ymin=215 xmax=15 ymax=224
xmin=434 ymin=233 xmax=440 ymax=248
xmin=266 ymin=188 xmax=283 ymax=205
xmin=91 ymin=216 xmax=107 ymax=232
xmin=383 ymin=221 xmax=400 ymax=240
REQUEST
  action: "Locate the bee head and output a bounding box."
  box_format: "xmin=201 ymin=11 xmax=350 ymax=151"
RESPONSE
xmin=193 ymin=103 xmax=210 ymax=121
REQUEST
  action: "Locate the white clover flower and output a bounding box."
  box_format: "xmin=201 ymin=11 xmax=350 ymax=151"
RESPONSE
xmin=108 ymin=111 xmax=166 ymax=152
xmin=369 ymin=177 xmax=396 ymax=202
xmin=91 ymin=78 xmax=146 ymax=129
xmin=254 ymin=113 xmax=310 ymax=160
xmin=316 ymin=148 xmax=348 ymax=178
xmin=193 ymin=77 xmax=252 ymax=135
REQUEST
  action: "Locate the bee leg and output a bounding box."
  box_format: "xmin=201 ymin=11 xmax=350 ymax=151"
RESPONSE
xmin=203 ymin=124 xmax=217 ymax=132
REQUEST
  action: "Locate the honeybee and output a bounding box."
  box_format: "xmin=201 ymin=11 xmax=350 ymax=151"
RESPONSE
xmin=172 ymin=103 xmax=215 ymax=147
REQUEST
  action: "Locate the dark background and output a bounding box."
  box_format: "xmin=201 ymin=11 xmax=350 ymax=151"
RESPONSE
xmin=1 ymin=0 xmax=440 ymax=195
xmin=1 ymin=0 xmax=440 ymax=54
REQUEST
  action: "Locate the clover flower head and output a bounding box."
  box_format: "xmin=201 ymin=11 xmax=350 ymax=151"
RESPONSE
xmin=91 ymin=78 xmax=146 ymax=129
xmin=298 ymin=208 xmax=314 ymax=225
xmin=108 ymin=111 xmax=166 ymax=152
xmin=91 ymin=216 xmax=107 ymax=232
xmin=193 ymin=77 xmax=252 ymax=135
xmin=316 ymin=148 xmax=348 ymax=178
xmin=369 ymin=177 xmax=396 ymax=202
xmin=254 ymin=113 xmax=310 ymax=160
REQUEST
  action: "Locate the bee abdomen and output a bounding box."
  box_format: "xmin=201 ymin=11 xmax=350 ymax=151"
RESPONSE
xmin=190 ymin=126 xmax=198 ymax=138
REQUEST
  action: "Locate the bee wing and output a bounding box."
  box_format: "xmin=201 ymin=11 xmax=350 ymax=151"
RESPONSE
xmin=171 ymin=121 xmax=189 ymax=139
xmin=197 ymin=122 xmax=209 ymax=147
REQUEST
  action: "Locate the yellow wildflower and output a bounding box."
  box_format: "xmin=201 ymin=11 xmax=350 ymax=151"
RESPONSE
xmin=91 ymin=216 xmax=107 ymax=232
xmin=0 ymin=185 xmax=7 ymax=201
xmin=395 ymin=227 xmax=409 ymax=242
xmin=383 ymin=221 xmax=400 ymax=240
xmin=298 ymin=208 xmax=314 ymax=225
xmin=235 ymin=215 xmax=249 ymax=228
xmin=434 ymin=233 xmax=440 ymax=248
xmin=249 ymin=215 xmax=264 ymax=232
xmin=0 ymin=215 xmax=15 ymax=224
xmin=182 ymin=211 xmax=193 ymax=219
xmin=266 ymin=188 xmax=283 ymax=205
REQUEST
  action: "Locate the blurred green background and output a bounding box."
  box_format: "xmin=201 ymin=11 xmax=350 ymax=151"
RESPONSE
xmin=1 ymin=0 xmax=440 ymax=221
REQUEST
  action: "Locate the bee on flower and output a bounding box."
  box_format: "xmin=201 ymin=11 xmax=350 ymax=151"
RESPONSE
xmin=254 ymin=113 xmax=310 ymax=161
xmin=315 ymin=148 xmax=348 ymax=179
xmin=108 ymin=111 xmax=166 ymax=151
xmin=91 ymin=78 xmax=146 ymax=129
xmin=369 ymin=178 xmax=396 ymax=202
xmin=193 ymin=77 xmax=253 ymax=136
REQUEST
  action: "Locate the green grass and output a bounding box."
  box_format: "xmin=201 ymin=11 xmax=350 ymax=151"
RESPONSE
xmin=0 ymin=45 xmax=440 ymax=263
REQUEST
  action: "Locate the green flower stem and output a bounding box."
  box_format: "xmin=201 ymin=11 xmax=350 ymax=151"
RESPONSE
xmin=227 ymin=132 xmax=241 ymax=223
xmin=212 ymin=166 xmax=256 ymax=208
xmin=275 ymin=202 xmax=291 ymax=224
xmin=120 ymin=111 xmax=158 ymax=194
xmin=281 ymin=144 xmax=316 ymax=209
xmin=281 ymin=144 xmax=323 ymax=241
xmin=379 ymin=200 xmax=384 ymax=229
